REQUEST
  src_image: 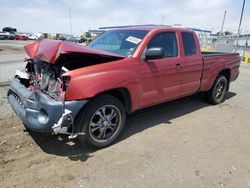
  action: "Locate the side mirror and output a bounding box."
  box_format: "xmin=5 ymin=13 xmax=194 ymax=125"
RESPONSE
xmin=145 ymin=47 xmax=164 ymax=60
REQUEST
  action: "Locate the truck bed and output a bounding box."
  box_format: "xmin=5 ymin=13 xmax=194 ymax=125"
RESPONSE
xmin=200 ymin=51 xmax=241 ymax=92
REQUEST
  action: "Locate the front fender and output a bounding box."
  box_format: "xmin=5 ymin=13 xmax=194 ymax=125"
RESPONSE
xmin=65 ymin=70 xmax=142 ymax=111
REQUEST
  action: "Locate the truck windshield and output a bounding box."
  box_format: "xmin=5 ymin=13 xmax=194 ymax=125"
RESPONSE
xmin=88 ymin=30 xmax=148 ymax=57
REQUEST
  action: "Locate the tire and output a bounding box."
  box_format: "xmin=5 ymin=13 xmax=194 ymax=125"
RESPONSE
xmin=76 ymin=95 xmax=126 ymax=149
xmin=205 ymin=74 xmax=228 ymax=105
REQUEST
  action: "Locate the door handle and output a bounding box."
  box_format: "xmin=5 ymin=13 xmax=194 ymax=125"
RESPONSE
xmin=175 ymin=63 xmax=182 ymax=70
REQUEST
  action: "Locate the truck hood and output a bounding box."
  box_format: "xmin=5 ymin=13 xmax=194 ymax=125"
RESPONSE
xmin=24 ymin=39 xmax=125 ymax=64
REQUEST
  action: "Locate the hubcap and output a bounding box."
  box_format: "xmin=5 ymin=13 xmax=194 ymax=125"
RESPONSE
xmin=89 ymin=105 xmax=121 ymax=142
xmin=214 ymin=80 xmax=226 ymax=100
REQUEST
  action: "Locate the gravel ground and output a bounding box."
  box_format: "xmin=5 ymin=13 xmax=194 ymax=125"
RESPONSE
xmin=0 ymin=40 xmax=31 ymax=82
xmin=0 ymin=40 xmax=250 ymax=188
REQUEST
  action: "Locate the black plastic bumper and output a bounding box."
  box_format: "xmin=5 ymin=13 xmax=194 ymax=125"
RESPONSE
xmin=7 ymin=78 xmax=88 ymax=132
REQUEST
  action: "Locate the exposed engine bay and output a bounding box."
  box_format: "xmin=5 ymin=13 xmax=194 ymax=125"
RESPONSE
xmin=14 ymin=39 xmax=125 ymax=101
xmin=15 ymin=60 xmax=67 ymax=101
xmin=15 ymin=54 xmax=124 ymax=101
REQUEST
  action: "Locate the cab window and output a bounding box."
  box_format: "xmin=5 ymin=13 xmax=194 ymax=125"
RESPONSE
xmin=147 ymin=32 xmax=178 ymax=58
xmin=181 ymin=32 xmax=197 ymax=56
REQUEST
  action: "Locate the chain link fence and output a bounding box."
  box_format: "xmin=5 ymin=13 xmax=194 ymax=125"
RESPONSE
xmin=194 ymin=29 xmax=250 ymax=63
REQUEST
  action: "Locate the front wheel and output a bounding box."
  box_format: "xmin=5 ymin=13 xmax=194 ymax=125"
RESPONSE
xmin=77 ymin=95 xmax=126 ymax=149
xmin=205 ymin=74 xmax=228 ymax=105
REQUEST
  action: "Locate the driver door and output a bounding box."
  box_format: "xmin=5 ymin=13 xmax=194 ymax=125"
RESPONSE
xmin=138 ymin=31 xmax=183 ymax=107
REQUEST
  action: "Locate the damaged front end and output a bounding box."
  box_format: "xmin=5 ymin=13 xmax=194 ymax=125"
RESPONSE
xmin=7 ymin=39 xmax=124 ymax=137
xmin=8 ymin=68 xmax=88 ymax=138
xmin=11 ymin=59 xmax=85 ymax=138
xmin=21 ymin=59 xmax=66 ymax=101
xmin=7 ymin=76 xmax=87 ymax=136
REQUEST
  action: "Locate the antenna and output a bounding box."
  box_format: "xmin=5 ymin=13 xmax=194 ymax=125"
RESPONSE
xmin=69 ymin=8 xmax=73 ymax=36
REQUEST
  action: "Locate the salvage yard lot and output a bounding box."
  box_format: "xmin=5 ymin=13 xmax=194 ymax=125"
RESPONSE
xmin=0 ymin=40 xmax=250 ymax=187
xmin=0 ymin=40 xmax=27 ymax=83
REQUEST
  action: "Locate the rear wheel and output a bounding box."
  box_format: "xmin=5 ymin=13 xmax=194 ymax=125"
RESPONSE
xmin=205 ymin=74 xmax=228 ymax=105
xmin=77 ymin=95 xmax=126 ymax=149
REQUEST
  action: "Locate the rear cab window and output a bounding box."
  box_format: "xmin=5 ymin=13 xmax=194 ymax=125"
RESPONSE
xmin=181 ymin=32 xmax=197 ymax=56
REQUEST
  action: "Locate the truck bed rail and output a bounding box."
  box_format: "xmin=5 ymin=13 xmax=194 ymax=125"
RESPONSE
xmin=201 ymin=51 xmax=239 ymax=57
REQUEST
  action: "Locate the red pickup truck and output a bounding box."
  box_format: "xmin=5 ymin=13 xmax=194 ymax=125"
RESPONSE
xmin=8 ymin=26 xmax=240 ymax=148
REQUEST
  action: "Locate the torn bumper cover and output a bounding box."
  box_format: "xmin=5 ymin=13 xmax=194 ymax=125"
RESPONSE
xmin=7 ymin=78 xmax=87 ymax=133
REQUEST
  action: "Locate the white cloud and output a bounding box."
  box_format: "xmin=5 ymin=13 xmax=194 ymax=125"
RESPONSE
xmin=0 ymin=0 xmax=249 ymax=34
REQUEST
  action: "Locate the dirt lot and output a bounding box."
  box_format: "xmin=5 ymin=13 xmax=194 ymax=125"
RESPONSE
xmin=0 ymin=40 xmax=28 ymax=82
xmin=0 ymin=40 xmax=250 ymax=188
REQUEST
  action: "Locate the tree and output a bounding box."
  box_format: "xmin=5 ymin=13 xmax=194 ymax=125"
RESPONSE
xmin=216 ymin=31 xmax=233 ymax=36
xmin=224 ymin=31 xmax=233 ymax=35
xmin=2 ymin=27 xmax=17 ymax=33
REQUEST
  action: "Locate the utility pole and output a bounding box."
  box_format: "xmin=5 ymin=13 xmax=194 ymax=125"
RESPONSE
xmin=235 ymin=0 xmax=246 ymax=52
xmin=161 ymin=16 xmax=164 ymax=26
xmin=69 ymin=8 xmax=73 ymax=36
xmin=220 ymin=11 xmax=227 ymax=36
xmin=217 ymin=11 xmax=227 ymax=44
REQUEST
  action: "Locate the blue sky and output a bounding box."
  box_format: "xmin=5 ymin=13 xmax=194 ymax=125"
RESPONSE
xmin=0 ymin=0 xmax=249 ymax=34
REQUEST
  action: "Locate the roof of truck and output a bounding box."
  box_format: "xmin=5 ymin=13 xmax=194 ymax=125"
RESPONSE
xmin=108 ymin=26 xmax=193 ymax=32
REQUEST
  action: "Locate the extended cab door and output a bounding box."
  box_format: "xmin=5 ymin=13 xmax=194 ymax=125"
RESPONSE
xmin=138 ymin=31 xmax=183 ymax=107
xmin=179 ymin=31 xmax=203 ymax=96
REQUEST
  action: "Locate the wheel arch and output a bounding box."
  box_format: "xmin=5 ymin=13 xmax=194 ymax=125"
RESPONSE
xmin=96 ymin=88 xmax=132 ymax=113
xmin=218 ymin=69 xmax=231 ymax=90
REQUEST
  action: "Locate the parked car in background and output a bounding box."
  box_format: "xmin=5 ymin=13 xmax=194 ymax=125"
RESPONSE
xmin=66 ymin=36 xmax=81 ymax=43
xmin=8 ymin=26 xmax=240 ymax=149
xmin=27 ymin=34 xmax=38 ymax=40
xmin=14 ymin=34 xmax=28 ymax=40
xmin=9 ymin=33 xmax=15 ymax=40
xmin=0 ymin=33 xmax=6 ymax=40
xmin=0 ymin=32 xmax=12 ymax=40
xmin=79 ymin=37 xmax=87 ymax=43
xmin=58 ymin=35 xmax=66 ymax=41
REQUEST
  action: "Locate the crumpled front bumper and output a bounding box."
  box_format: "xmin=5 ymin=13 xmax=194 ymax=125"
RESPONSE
xmin=7 ymin=78 xmax=88 ymax=132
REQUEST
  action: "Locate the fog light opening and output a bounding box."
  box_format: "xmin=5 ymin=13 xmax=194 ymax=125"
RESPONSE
xmin=38 ymin=109 xmax=49 ymax=124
